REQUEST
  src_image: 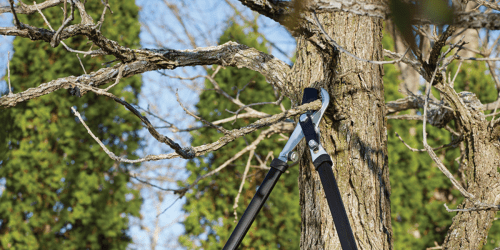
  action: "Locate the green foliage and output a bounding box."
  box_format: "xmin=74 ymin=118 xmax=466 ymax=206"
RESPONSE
xmin=383 ymin=26 xmax=500 ymax=249
xmin=178 ymin=22 xmax=299 ymax=249
xmin=0 ymin=1 xmax=142 ymax=249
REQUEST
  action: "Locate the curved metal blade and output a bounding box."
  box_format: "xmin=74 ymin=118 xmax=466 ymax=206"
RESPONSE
xmin=311 ymin=88 xmax=329 ymax=130
xmin=277 ymin=88 xmax=330 ymax=162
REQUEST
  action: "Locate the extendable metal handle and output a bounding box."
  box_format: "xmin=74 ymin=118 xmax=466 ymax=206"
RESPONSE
xmin=223 ymin=158 xmax=288 ymax=250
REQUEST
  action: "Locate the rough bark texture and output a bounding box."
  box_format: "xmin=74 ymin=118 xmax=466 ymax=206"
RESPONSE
xmin=290 ymin=8 xmax=392 ymax=250
xmin=443 ymin=121 xmax=500 ymax=249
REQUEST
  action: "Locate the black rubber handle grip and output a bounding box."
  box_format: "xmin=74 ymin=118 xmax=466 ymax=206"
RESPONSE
xmin=315 ymin=158 xmax=358 ymax=250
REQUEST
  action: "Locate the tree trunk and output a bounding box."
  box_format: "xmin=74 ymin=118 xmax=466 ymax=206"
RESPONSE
xmin=290 ymin=8 xmax=393 ymax=249
xmin=443 ymin=121 xmax=500 ymax=249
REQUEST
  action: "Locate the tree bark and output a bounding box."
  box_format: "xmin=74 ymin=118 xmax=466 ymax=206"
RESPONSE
xmin=290 ymin=6 xmax=393 ymax=249
xmin=443 ymin=121 xmax=500 ymax=249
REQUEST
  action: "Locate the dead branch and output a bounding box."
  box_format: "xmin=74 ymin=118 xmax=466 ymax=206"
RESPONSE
xmin=473 ymin=0 xmax=500 ymax=11
xmin=395 ymin=132 xmax=462 ymax=152
xmin=233 ymin=148 xmax=254 ymax=222
xmin=0 ymin=0 xmax=63 ymax=15
xmin=70 ymin=85 xmax=195 ymax=159
xmin=8 ymin=0 xmax=22 ymax=29
xmin=71 ymin=84 xmax=321 ymax=163
xmin=1 ymin=40 xmax=293 ymax=108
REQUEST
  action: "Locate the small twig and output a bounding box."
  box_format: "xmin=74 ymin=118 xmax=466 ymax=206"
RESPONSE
xmin=71 ymin=106 xmax=125 ymax=162
xmin=34 ymin=1 xmax=96 ymax=55
xmin=233 ymin=149 xmax=255 ymax=222
xmin=51 ymin=0 xmax=74 ymax=47
xmin=395 ymin=132 xmax=462 ymax=152
xmin=7 ymin=51 xmax=12 ymax=96
xmin=130 ymin=172 xmax=177 ymax=192
xmin=312 ymin=11 xmax=409 ymax=65
xmin=426 ymin=241 xmax=443 ymax=250
xmin=9 ymin=0 xmax=22 ymax=29
xmin=76 ymin=54 xmax=87 ymax=75
xmin=235 ymin=79 xmax=253 ymax=101
xmin=444 ymin=203 xmax=500 ymax=212
xmin=205 ymin=73 xmax=266 ymax=117
xmin=72 ymin=83 xmax=195 ymax=159
xmin=157 ymin=197 xmax=181 ymax=217
xmin=104 ymin=64 xmax=125 ymax=91
xmin=34 ymin=1 xmax=53 ymax=30
xmin=63 ymin=0 xmax=67 ymax=21
xmin=98 ymin=0 xmax=112 ymax=30
xmin=386 ymin=114 xmax=423 ymax=120
xmin=175 ymin=90 xmax=229 ymax=134
xmin=444 ymin=124 xmax=461 ymax=137
xmin=450 ymin=60 xmax=463 ymax=88
xmin=486 ymin=110 xmax=500 ymax=117
xmin=422 ymin=61 xmax=476 ymax=201
xmin=454 ymin=56 xmax=500 ymax=61
xmin=228 ymin=94 xmax=285 ymax=124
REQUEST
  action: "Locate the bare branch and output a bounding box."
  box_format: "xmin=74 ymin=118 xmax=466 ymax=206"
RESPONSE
xmin=386 ymin=114 xmax=423 ymax=120
xmin=0 ymin=0 xmax=64 ymax=15
xmin=419 ymin=62 xmax=497 ymax=212
xmin=0 ymin=61 xmax=152 ymax=108
xmin=71 ymin=106 xmax=135 ymax=162
xmin=228 ymin=94 xmax=284 ymax=121
xmin=70 ymin=90 xmax=320 ymax=163
xmin=7 ymin=52 xmax=12 ymax=96
xmin=33 ymin=1 xmax=98 ymax=54
xmin=444 ymin=203 xmax=500 ymax=212
xmin=51 ymin=0 xmax=75 ymax=47
xmin=472 ymin=0 xmax=500 ymax=12
xmin=130 ymin=173 xmax=178 ymax=193
xmin=8 ymin=0 xmax=22 ymax=29
xmin=70 ymin=84 xmax=196 ymax=159
xmin=383 ymin=49 xmax=423 ymax=75
xmin=104 ymin=64 xmax=124 ymax=91
xmin=175 ymin=90 xmax=230 ymax=134
xmin=233 ymin=148 xmax=254 ymax=222
xmin=386 ymin=95 xmax=424 ymax=115
xmin=395 ymin=132 xmax=462 ymax=152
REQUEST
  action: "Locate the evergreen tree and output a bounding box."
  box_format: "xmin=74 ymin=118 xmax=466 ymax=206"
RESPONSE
xmin=382 ymin=27 xmax=500 ymax=249
xmin=0 ymin=1 xmax=142 ymax=249
xmin=179 ymin=22 xmax=299 ymax=249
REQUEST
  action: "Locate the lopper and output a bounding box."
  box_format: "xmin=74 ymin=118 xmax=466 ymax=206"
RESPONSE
xmin=223 ymin=88 xmax=358 ymax=250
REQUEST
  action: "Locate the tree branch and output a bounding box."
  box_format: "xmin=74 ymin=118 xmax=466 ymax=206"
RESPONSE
xmin=0 ymin=0 xmax=64 ymax=15
xmin=1 ymin=41 xmax=292 ymax=107
xmin=71 ymin=86 xmax=321 ymax=163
